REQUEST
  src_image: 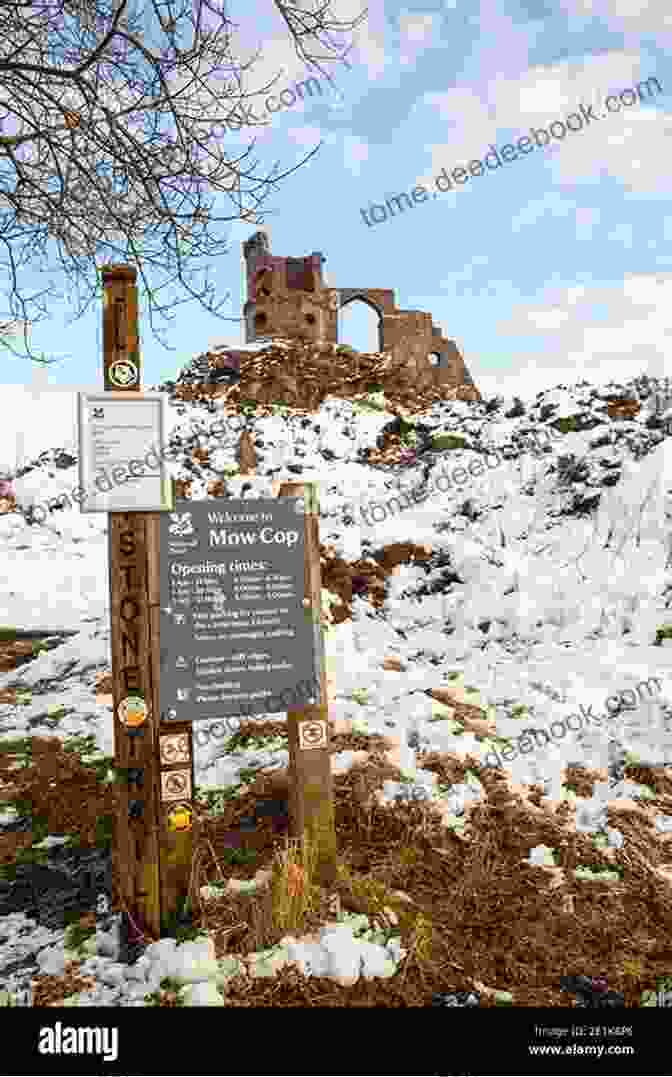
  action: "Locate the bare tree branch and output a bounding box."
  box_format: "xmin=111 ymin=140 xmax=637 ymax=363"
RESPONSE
xmin=273 ymin=0 xmax=366 ymax=87
xmin=0 ymin=0 xmax=366 ymax=366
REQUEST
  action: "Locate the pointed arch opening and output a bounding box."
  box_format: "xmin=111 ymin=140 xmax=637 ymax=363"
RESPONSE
xmin=338 ymin=295 xmax=383 ymax=354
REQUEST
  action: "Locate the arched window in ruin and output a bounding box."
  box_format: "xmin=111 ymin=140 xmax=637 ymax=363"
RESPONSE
xmin=428 ymin=351 xmax=441 ymax=366
xmin=338 ymin=295 xmax=382 ymax=354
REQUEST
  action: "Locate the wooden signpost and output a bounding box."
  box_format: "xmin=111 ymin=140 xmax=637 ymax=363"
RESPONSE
xmin=103 ymin=264 xmax=194 ymax=939
xmin=101 ymin=263 xmax=336 ymax=941
xmin=277 ymin=480 xmax=337 ymax=887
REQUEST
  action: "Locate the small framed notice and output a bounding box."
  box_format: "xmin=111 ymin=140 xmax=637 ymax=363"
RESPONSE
xmin=77 ymin=391 xmax=174 ymax=512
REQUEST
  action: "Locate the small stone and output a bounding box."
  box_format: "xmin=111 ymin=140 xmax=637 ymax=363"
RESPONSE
xmin=381 ymin=656 xmax=406 ymax=671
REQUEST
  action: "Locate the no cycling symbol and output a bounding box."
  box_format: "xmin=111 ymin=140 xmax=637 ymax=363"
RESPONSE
xmin=109 ymin=358 xmax=139 ymax=386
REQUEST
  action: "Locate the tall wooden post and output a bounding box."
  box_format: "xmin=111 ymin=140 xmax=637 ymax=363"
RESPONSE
xmin=103 ymin=265 xmax=193 ymax=941
xmin=277 ymin=480 xmax=337 ymax=888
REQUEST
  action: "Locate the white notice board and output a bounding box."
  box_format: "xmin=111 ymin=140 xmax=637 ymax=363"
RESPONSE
xmin=77 ymin=391 xmax=174 ymax=512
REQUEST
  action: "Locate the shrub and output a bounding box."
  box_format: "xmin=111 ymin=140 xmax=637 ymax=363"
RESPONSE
xmin=430 ymin=434 xmax=466 ymax=451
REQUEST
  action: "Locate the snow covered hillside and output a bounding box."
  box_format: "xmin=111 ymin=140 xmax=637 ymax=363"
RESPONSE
xmin=1 ymin=359 xmax=672 ymax=1015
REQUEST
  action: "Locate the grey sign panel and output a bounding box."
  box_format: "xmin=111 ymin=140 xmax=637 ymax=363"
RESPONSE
xmin=160 ymin=497 xmax=320 ymax=720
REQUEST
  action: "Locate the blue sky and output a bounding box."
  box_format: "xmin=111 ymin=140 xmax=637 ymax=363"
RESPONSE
xmin=1 ymin=0 xmax=671 ymax=468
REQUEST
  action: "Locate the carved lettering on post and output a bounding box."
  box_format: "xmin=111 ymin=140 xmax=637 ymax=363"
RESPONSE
xmin=109 ymin=505 xmax=161 ymax=940
xmin=104 ymin=265 xmax=194 ymax=941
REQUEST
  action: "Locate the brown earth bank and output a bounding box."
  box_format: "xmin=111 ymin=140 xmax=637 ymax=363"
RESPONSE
xmin=2 ymin=706 xmax=672 ymax=1007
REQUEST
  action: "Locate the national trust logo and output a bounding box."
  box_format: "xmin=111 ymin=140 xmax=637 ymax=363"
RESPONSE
xmin=168 ymin=511 xmax=195 ymax=536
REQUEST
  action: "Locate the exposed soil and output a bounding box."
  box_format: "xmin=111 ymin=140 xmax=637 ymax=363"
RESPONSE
xmin=2 ymin=716 xmax=672 ymax=1007
xmin=1 ymin=593 xmax=671 ymax=1008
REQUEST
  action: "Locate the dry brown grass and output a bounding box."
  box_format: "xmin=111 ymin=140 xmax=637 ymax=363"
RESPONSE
xmin=4 ymin=706 xmax=672 ymax=1006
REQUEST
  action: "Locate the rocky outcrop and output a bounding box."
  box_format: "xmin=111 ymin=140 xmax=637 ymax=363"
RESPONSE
xmin=172 ymin=338 xmax=478 ymax=413
xmin=606 ymin=399 xmax=641 ymax=420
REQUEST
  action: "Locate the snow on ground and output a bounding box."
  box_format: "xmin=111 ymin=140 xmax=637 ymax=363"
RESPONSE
xmin=1 ymin=371 xmax=672 ymax=795
xmin=1 ymin=363 xmax=672 ymax=1007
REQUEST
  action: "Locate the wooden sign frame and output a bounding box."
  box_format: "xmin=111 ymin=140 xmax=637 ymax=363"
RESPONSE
xmin=104 ymin=265 xmax=337 ymax=943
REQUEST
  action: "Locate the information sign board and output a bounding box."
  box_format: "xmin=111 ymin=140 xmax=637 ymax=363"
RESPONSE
xmin=160 ymin=496 xmax=318 ymax=719
xmin=77 ymin=391 xmax=173 ymax=512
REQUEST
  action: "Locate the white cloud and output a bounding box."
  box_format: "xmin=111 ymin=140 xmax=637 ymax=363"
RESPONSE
xmin=491 ymin=274 xmax=672 ymax=386
xmin=349 ymin=1 xmax=389 ymax=82
xmin=398 ymin=10 xmax=438 ymax=67
xmin=399 ymin=11 xmax=436 ymax=44
xmin=551 ymin=100 xmax=670 ymax=195
xmin=558 ymin=0 xmax=672 ymax=34
xmin=413 ymin=52 xmax=669 ymax=198
xmin=530 ymin=309 xmax=572 ymax=330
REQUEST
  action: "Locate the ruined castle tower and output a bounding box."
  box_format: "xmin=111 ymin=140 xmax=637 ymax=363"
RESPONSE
xmin=243 ymin=229 xmax=333 ymax=345
xmin=242 ymin=230 xmax=478 ymax=394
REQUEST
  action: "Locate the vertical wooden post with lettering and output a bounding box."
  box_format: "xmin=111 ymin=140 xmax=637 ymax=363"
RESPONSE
xmin=104 ymin=264 xmax=161 ymax=940
xmin=277 ymin=480 xmax=337 ymax=888
xmin=103 ymin=265 xmax=193 ymax=941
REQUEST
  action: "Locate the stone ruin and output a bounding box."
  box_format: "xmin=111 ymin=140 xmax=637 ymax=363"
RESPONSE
xmin=239 ymin=231 xmax=480 ymax=400
xmin=172 ymin=231 xmax=481 ymax=411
